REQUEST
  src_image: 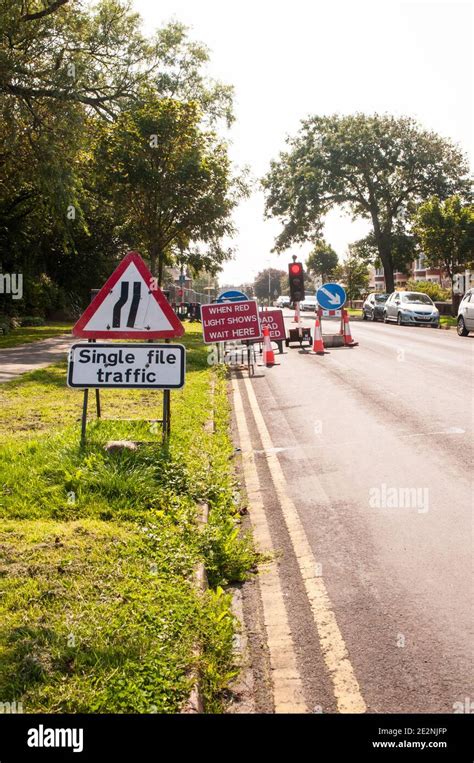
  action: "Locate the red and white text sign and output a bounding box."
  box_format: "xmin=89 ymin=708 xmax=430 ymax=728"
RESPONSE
xmin=201 ymin=300 xmax=261 ymax=343
xmin=257 ymin=309 xmax=286 ymax=341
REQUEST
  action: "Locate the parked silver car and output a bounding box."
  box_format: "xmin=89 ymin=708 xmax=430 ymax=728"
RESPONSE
xmin=457 ymin=288 xmax=474 ymax=336
xmin=383 ymin=291 xmax=439 ymax=327
xmin=362 ymin=292 xmax=389 ymax=321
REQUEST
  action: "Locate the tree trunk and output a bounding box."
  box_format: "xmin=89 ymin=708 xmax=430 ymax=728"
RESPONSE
xmin=149 ymin=243 xmax=163 ymax=285
xmin=375 ymin=233 xmax=395 ymax=293
xmin=371 ymin=213 xmax=395 ymax=293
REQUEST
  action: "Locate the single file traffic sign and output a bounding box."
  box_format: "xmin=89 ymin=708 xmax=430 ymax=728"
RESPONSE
xmin=316 ymin=283 xmax=347 ymax=310
xmin=72 ymin=251 xmax=184 ymax=339
xmin=68 ymin=343 xmax=185 ymax=389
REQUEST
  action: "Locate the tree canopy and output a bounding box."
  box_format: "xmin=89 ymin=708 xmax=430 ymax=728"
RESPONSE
xmin=306 ymin=240 xmax=339 ymax=282
xmin=333 ymin=249 xmax=370 ymax=302
xmin=263 ymin=113 xmax=470 ymax=293
xmin=253 ymin=268 xmax=286 ymax=301
xmin=0 ymin=2 xmax=240 ymax=315
xmin=95 ymin=96 xmax=242 ymax=282
xmin=413 ymin=195 xmax=474 ymax=295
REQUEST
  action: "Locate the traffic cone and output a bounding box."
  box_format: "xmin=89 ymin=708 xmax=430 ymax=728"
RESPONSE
xmin=312 ymin=315 xmax=325 ymax=354
xmin=342 ymin=309 xmax=358 ymax=347
xmin=262 ymin=326 xmax=275 ymax=366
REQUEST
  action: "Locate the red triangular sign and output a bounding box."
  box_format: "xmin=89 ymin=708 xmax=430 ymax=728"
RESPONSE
xmin=72 ymin=251 xmax=184 ymax=339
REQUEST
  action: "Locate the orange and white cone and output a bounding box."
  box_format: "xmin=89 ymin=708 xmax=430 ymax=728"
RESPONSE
xmin=342 ymin=309 xmax=358 ymax=347
xmin=312 ymin=315 xmax=325 ymax=354
xmin=262 ymin=326 xmax=275 ymax=366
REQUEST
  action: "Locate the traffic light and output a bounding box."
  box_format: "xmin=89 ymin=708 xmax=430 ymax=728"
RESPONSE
xmin=288 ymin=262 xmax=305 ymax=302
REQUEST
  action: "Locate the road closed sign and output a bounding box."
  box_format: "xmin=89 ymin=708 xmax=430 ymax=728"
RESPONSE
xmin=258 ymin=309 xmax=286 ymax=341
xmin=68 ymin=343 xmax=185 ymax=389
xmin=201 ymin=300 xmax=261 ymax=343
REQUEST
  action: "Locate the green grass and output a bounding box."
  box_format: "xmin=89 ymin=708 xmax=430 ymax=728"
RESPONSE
xmin=440 ymin=315 xmax=457 ymax=328
xmin=0 ymin=322 xmax=255 ymax=712
xmin=0 ymin=323 xmax=72 ymax=349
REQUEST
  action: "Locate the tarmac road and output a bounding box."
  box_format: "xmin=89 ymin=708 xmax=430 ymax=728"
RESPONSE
xmin=233 ymin=309 xmax=473 ymax=713
xmin=0 ymin=335 xmax=74 ymax=382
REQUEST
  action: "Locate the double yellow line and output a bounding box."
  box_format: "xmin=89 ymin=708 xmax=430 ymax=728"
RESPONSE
xmin=233 ymin=376 xmax=366 ymax=714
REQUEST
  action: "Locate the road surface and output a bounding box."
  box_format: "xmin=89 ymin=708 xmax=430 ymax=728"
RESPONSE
xmin=0 ymin=335 xmax=74 ymax=383
xmin=232 ymin=310 xmax=473 ymax=713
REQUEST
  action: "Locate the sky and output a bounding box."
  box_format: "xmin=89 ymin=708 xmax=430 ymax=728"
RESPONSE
xmin=133 ymin=0 xmax=473 ymax=286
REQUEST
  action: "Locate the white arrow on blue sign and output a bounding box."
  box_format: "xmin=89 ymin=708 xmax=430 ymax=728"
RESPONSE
xmin=316 ymin=283 xmax=347 ymax=310
xmin=216 ymin=289 xmax=249 ymax=303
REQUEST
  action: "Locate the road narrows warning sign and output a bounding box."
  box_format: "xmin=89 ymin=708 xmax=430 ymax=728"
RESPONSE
xmin=72 ymin=251 xmax=184 ymax=339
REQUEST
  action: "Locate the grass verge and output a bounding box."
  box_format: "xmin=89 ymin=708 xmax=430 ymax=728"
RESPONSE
xmin=0 ymin=323 xmax=72 ymax=349
xmin=0 ymin=322 xmax=255 ymax=712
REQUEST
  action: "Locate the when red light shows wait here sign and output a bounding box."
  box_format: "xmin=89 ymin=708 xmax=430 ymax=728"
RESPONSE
xmin=201 ymin=300 xmax=262 ymax=343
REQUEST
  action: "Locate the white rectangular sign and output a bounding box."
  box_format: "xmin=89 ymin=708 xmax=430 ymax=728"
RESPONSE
xmin=68 ymin=343 xmax=185 ymax=389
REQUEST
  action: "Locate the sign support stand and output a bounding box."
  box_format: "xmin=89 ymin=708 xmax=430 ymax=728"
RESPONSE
xmin=81 ymin=389 xmax=89 ymax=448
xmin=73 ymin=253 xmax=185 ymax=448
xmin=80 ymin=338 xmax=101 ymax=448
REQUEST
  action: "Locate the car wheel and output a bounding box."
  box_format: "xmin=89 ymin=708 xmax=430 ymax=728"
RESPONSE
xmin=362 ymin=310 xmax=367 ymax=320
xmin=457 ymin=316 xmax=469 ymax=337
xmin=397 ymin=313 xmax=404 ymax=326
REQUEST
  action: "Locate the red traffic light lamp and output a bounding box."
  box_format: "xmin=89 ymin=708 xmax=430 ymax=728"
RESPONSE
xmin=288 ymin=260 xmax=305 ymax=302
xmin=289 ymin=263 xmax=303 ymax=275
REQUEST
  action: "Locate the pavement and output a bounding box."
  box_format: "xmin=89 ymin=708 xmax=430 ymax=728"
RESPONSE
xmin=0 ymin=335 xmax=74 ymax=383
xmin=232 ymin=309 xmax=473 ymax=713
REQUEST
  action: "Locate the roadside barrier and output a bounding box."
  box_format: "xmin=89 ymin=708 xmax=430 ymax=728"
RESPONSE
xmin=342 ymin=309 xmax=358 ymax=347
xmin=311 ymin=315 xmax=325 ymax=354
xmin=262 ymin=326 xmax=275 ymax=366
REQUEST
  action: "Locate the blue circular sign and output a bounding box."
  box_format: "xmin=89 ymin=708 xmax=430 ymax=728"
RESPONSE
xmin=216 ymin=289 xmax=249 ymax=303
xmin=316 ymin=283 xmax=346 ymax=310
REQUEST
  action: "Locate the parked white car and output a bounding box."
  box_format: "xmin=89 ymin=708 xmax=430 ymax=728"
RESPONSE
xmin=383 ymin=291 xmax=439 ymax=327
xmin=457 ymin=289 xmax=474 ymax=336
xmin=275 ymin=295 xmax=291 ymax=309
xmin=300 ymin=296 xmax=318 ymax=312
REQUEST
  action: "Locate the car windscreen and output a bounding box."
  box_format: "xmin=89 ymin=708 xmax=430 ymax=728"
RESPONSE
xmin=401 ymin=293 xmax=433 ymax=305
xmin=375 ymin=295 xmax=389 ymax=303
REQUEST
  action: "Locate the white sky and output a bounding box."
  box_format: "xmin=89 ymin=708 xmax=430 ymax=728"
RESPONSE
xmin=133 ymin=0 xmax=473 ymax=285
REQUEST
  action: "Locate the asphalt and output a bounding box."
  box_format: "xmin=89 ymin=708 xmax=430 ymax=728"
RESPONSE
xmin=235 ymin=310 xmax=473 ymax=713
xmin=0 ymin=335 xmax=74 ymax=382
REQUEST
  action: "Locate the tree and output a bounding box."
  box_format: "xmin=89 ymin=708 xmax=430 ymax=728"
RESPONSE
xmin=95 ymin=96 xmax=242 ymax=282
xmin=334 ymin=249 xmax=369 ymax=303
xmin=306 ymin=239 xmax=338 ymax=283
xmin=263 ymin=113 xmax=470 ymax=293
xmin=253 ymin=268 xmax=286 ymax=301
xmin=413 ymin=196 xmax=474 ymax=302
xmin=404 ymin=279 xmax=450 ymax=302
xmin=1 ymin=0 xmax=150 ymax=120
xmin=351 ymin=226 xmax=417 ymax=276
xmin=279 ymin=273 xmax=290 ymax=296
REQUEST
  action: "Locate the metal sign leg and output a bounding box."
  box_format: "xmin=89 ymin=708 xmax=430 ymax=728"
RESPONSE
xmin=162 ymin=389 xmax=171 ymax=442
xmin=81 ymin=389 xmax=89 ymax=447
